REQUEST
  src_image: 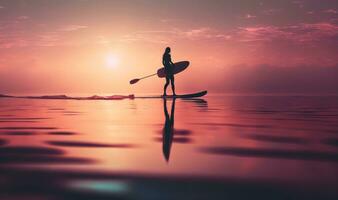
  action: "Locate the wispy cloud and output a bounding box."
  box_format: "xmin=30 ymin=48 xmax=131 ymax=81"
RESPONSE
xmin=237 ymin=26 xmax=285 ymax=42
xmin=0 ymin=18 xmax=90 ymax=48
xmin=245 ymin=14 xmax=256 ymax=19
xmin=180 ymin=28 xmax=232 ymax=40
xmin=323 ymin=9 xmax=337 ymax=14
xmin=237 ymin=22 xmax=338 ymax=43
xmin=262 ymin=8 xmax=281 ymax=15
xmin=96 ymin=35 xmax=112 ymax=45
xmin=120 ymin=31 xmax=171 ymax=44
xmin=120 ymin=27 xmax=232 ymax=44
xmin=119 ymin=20 xmax=338 ymax=46
xmin=37 ymin=32 xmax=61 ymax=47
xmin=0 ymin=17 xmax=30 ymax=48
xmin=17 ymin=16 xmax=29 ymax=20
xmin=160 ymin=18 xmax=177 ymax=23
xmin=292 ymin=0 xmax=304 ymax=8
xmin=58 ymin=25 xmax=88 ymax=32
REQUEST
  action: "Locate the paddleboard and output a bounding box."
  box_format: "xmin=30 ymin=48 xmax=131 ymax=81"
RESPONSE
xmin=157 ymin=61 xmax=189 ymax=78
xmin=137 ymin=91 xmax=207 ymax=99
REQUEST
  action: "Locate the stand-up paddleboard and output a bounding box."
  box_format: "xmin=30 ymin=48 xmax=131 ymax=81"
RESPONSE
xmin=157 ymin=61 xmax=189 ymax=78
xmin=163 ymin=90 xmax=207 ymax=98
xmin=137 ymin=91 xmax=207 ymax=99
xmin=129 ymin=61 xmax=190 ymax=84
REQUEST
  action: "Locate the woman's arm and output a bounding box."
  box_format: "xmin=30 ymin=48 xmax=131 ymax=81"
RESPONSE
xmin=162 ymin=55 xmax=166 ymax=66
xmin=169 ymin=55 xmax=174 ymax=65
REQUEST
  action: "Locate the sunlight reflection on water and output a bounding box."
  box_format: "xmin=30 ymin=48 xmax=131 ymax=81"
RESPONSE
xmin=0 ymin=94 xmax=337 ymax=199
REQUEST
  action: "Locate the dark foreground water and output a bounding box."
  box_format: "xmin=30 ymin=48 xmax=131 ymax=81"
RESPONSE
xmin=0 ymin=94 xmax=337 ymax=200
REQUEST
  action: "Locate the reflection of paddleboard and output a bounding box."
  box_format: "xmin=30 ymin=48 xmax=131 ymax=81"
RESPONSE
xmin=137 ymin=91 xmax=207 ymax=99
xmin=157 ymin=61 xmax=189 ymax=78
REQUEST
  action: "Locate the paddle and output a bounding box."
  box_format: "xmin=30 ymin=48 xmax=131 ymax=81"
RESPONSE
xmin=129 ymin=61 xmax=189 ymax=85
xmin=129 ymin=73 xmax=157 ymax=84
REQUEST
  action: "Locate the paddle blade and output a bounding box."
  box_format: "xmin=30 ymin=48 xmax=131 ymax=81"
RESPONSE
xmin=129 ymin=79 xmax=140 ymax=84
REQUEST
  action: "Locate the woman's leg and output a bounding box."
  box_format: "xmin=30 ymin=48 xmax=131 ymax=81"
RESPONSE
xmin=170 ymin=75 xmax=176 ymax=95
xmin=163 ymin=77 xmax=170 ymax=96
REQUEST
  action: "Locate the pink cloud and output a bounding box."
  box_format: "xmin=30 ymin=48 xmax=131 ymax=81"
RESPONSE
xmin=237 ymin=26 xmax=292 ymax=42
xmin=262 ymin=9 xmax=281 ymax=15
xmin=237 ymin=22 xmax=338 ymax=43
xmin=119 ymin=21 xmax=338 ymax=46
xmin=245 ymin=14 xmax=256 ymax=19
xmin=292 ymin=0 xmax=304 ymax=8
xmin=323 ymin=9 xmax=338 ymax=14
xmin=37 ymin=32 xmax=61 ymax=47
xmin=0 ymin=17 xmax=90 ymax=48
xmin=58 ymin=25 xmax=88 ymax=32
xmin=120 ymin=27 xmax=232 ymax=44
xmin=17 ymin=16 xmax=29 ymax=20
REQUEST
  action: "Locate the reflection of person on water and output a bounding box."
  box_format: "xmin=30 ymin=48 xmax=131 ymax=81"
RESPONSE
xmin=162 ymin=98 xmax=176 ymax=162
xmin=163 ymin=47 xmax=176 ymax=96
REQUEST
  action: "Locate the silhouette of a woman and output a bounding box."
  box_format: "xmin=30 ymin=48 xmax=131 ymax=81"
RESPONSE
xmin=162 ymin=47 xmax=176 ymax=96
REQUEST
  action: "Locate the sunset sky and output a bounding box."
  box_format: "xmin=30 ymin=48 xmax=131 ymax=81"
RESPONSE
xmin=0 ymin=0 xmax=337 ymax=94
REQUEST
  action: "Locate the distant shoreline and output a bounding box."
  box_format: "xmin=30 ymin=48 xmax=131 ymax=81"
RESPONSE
xmin=0 ymin=94 xmax=135 ymax=100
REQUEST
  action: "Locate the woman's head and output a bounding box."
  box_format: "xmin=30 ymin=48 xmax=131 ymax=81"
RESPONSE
xmin=165 ymin=47 xmax=171 ymax=53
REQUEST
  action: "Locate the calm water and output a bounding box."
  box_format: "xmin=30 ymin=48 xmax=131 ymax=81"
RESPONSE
xmin=0 ymin=94 xmax=338 ymax=199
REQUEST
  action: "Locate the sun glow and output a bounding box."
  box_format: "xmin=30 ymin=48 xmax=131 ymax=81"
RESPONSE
xmin=105 ymin=54 xmax=119 ymax=69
